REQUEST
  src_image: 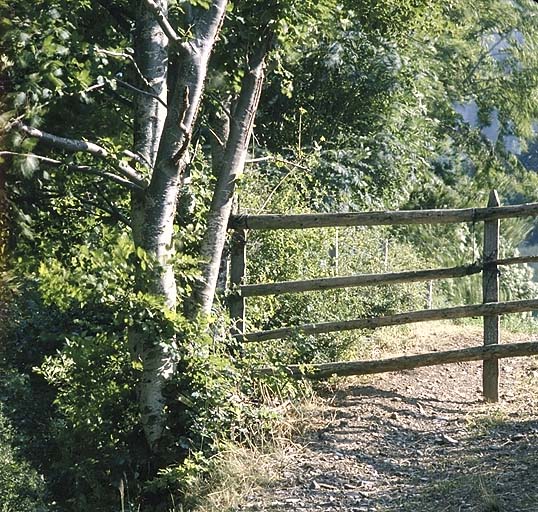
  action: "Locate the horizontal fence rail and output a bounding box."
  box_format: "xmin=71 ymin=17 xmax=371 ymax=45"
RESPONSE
xmin=496 ymin=255 xmax=538 ymax=266
xmin=238 ymin=256 xmax=538 ymax=297
xmin=238 ymin=298 xmax=538 ymax=342
xmin=255 ymin=341 xmax=538 ymax=379
xmin=228 ymin=190 xmax=538 ymax=401
xmin=229 ymin=201 xmax=538 ymax=230
xmin=240 ymin=263 xmax=483 ymax=297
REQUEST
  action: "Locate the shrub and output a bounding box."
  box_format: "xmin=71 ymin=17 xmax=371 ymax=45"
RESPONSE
xmin=0 ymin=380 xmax=49 ymax=512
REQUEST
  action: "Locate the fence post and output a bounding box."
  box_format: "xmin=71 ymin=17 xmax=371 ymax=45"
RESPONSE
xmin=229 ymin=228 xmax=247 ymax=335
xmin=482 ymin=189 xmax=500 ymax=402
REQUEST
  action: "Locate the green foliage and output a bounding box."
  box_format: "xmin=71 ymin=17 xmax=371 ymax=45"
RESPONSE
xmin=34 ymin=331 xmax=141 ymax=510
xmin=10 ymin=227 xmax=270 ymax=510
xmin=0 ymin=280 xmax=53 ymax=509
xmin=0 ymin=399 xmax=49 ymax=512
xmin=5 ymin=0 xmax=538 ymax=510
xmin=240 ymin=174 xmax=428 ymax=366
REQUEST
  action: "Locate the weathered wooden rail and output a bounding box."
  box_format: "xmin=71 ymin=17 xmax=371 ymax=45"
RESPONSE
xmin=226 ymin=191 xmax=538 ymax=402
xmin=255 ymin=341 xmax=538 ymax=379
xmin=239 ymin=256 xmax=538 ymax=297
xmin=229 ymin=201 xmax=538 ymax=230
xmin=240 ymin=299 xmax=538 ymax=342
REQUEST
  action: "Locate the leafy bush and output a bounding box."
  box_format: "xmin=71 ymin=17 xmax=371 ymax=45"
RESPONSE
xmin=245 ymin=225 xmax=428 ymax=365
xmin=12 ymin=226 xmax=273 ymax=510
xmin=0 ymin=378 xmax=49 ymax=512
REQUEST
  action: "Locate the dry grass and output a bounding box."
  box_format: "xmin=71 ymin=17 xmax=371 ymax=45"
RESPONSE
xmin=191 ymin=443 xmax=288 ymax=512
xmin=191 ymin=320 xmax=538 ymax=512
xmin=189 ymin=388 xmax=332 ymax=512
xmin=189 ymin=321 xmax=473 ymax=512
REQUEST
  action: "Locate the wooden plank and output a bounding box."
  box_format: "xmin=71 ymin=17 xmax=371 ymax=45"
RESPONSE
xmin=255 ymin=341 xmax=538 ymax=379
xmin=229 ymin=228 xmax=247 ymax=335
xmin=240 ymin=263 xmax=483 ymax=297
xmin=239 ymin=298 xmax=538 ymax=342
xmin=483 ymin=190 xmax=500 ymax=402
xmin=496 ymin=255 xmax=538 ymax=266
xmin=239 ymin=255 xmax=538 ymax=298
xmin=228 ymin=202 xmax=538 ymax=230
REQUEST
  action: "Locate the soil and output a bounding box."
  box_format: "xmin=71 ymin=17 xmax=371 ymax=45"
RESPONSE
xmin=237 ymin=321 xmax=538 ymax=511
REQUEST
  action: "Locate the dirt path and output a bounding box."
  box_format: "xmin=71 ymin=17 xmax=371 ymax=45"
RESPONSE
xmin=238 ymin=321 xmax=538 ymax=511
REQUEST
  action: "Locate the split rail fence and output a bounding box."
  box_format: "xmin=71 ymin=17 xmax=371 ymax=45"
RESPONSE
xmin=227 ymin=190 xmax=538 ymax=401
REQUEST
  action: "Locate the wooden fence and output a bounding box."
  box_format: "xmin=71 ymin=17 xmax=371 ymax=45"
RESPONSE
xmin=227 ymin=190 xmax=538 ymax=401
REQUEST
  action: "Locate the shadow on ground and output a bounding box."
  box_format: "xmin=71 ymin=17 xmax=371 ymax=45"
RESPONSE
xmin=307 ymin=379 xmax=538 ymax=511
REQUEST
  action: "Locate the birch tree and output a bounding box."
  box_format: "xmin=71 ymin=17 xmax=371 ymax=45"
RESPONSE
xmin=4 ymin=0 xmax=277 ymax=451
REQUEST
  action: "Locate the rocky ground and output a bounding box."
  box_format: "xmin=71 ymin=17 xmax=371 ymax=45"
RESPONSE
xmin=237 ymin=321 xmax=538 ymax=511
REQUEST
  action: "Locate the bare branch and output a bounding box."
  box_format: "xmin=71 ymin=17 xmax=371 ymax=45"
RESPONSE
xmin=245 ymin=156 xmax=272 ymax=164
xmin=116 ymin=78 xmax=168 ymax=108
xmin=207 ymin=126 xmax=225 ymax=148
xmin=123 ymin=149 xmax=152 ymax=169
xmin=143 ymin=0 xmax=181 ymax=43
xmin=464 ymin=32 xmax=510 ymax=86
xmin=258 ymin=165 xmax=300 ymax=213
xmin=244 ymin=155 xmax=312 ymax=212
xmin=207 ymin=91 xmax=234 ymax=121
xmin=79 ymin=196 xmax=131 ymax=226
xmin=94 ymin=47 xmax=153 ymax=90
xmin=83 ymin=83 xmax=107 ymax=94
xmin=92 ymin=0 xmax=133 ymax=33
xmin=15 ymin=123 xmax=109 ymax=157
xmin=104 ymin=88 xmax=134 ymax=109
xmin=13 ymin=122 xmax=148 ymax=188
xmin=0 ymin=151 xmax=66 ymax=166
xmin=0 ymin=151 xmax=143 ymax=191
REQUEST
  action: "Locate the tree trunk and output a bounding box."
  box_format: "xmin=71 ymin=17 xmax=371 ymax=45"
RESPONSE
xmin=131 ymin=0 xmax=228 ymax=450
xmin=130 ymin=0 xmax=170 ymax=450
xmin=195 ymin=39 xmax=270 ymax=315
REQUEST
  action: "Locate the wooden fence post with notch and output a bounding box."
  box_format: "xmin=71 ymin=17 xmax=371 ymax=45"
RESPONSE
xmin=229 ymin=228 xmax=247 ymax=336
xmin=483 ymin=189 xmax=500 ymax=402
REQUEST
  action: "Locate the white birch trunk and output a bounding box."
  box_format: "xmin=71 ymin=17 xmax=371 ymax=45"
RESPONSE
xmin=130 ymin=0 xmax=171 ymax=450
xmin=132 ymin=0 xmax=228 ymax=449
xmin=195 ymin=42 xmax=269 ymax=315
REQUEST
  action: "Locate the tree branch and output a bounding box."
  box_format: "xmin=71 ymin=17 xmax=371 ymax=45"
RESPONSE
xmin=464 ymin=32 xmax=510 ymax=86
xmin=13 ymin=122 xmax=148 ymax=188
xmin=143 ymin=0 xmax=181 ymax=43
xmin=94 ymin=47 xmax=165 ymax=104
xmin=194 ymin=28 xmax=272 ymax=314
xmin=123 ymin=149 xmax=152 ymax=169
xmin=0 ymin=151 xmax=143 ymax=191
xmin=92 ymin=0 xmax=133 ymax=34
xmin=255 ymin=158 xmax=308 ymax=213
xmin=15 ymin=123 xmax=109 ymax=157
xmin=88 ymin=184 xmax=132 ymax=226
xmin=94 ymin=47 xmax=152 ymax=88
xmin=116 ymin=78 xmax=168 ymax=108
xmin=79 ymin=196 xmax=131 ymax=226
xmin=104 ymin=87 xmax=135 ymax=109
